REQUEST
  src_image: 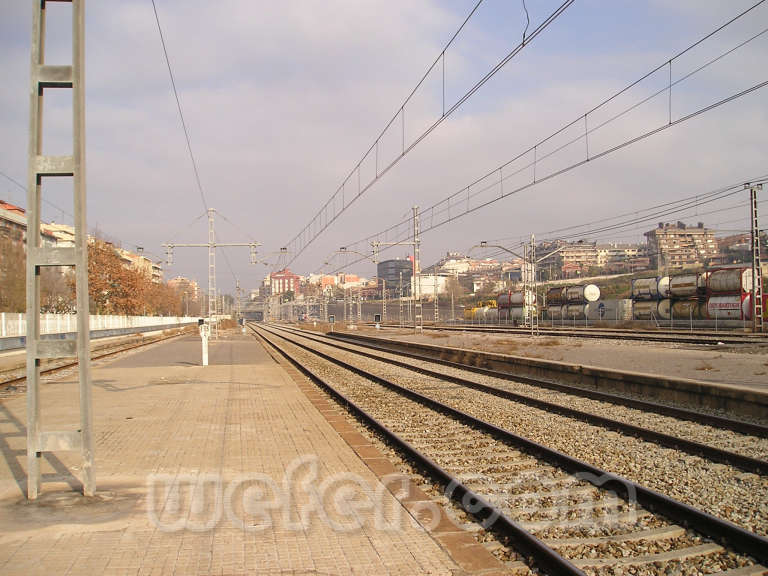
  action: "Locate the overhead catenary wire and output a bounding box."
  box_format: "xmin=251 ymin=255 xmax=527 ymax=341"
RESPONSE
xmin=281 ymin=0 xmax=574 ymax=267
xmin=150 ymin=0 xmax=209 ymax=213
xmin=325 ymin=2 xmax=768 ymax=272
xmin=332 ymin=174 xmax=767 ymax=276
xmin=217 ymin=209 xmax=258 ymax=244
xmin=1 ymin=168 xmax=171 ymax=262
xmin=469 ymin=181 xmax=768 ymax=262
xmin=0 ymin=169 xmax=75 ymax=222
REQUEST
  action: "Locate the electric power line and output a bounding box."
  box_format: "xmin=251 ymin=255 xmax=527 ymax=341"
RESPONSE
xmin=0 ymin=169 xmax=75 ymax=221
xmin=281 ymin=0 xmax=574 ymax=266
xmin=327 ymin=2 xmax=768 ymax=271
xmin=471 ymin=181 xmax=768 ymax=262
xmin=150 ymin=0 xmax=209 ymax=213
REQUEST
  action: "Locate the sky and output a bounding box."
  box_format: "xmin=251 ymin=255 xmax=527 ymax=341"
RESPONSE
xmin=1 ymin=0 xmax=767 ymax=296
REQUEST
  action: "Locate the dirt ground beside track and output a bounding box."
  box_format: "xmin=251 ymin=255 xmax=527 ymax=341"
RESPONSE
xmin=312 ymin=325 xmax=768 ymax=391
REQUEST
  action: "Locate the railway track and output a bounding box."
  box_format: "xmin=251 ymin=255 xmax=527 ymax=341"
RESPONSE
xmin=374 ymin=323 xmax=768 ymax=347
xmin=268 ymin=325 xmax=768 ymax=472
xmin=329 ymin=329 xmax=768 ymax=436
xmin=0 ymin=328 xmax=193 ymax=391
xmin=263 ymin=325 xmax=768 ymax=534
xmin=252 ymin=324 xmax=768 ymax=576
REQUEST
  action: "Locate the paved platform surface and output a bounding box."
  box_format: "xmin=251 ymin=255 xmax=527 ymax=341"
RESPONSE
xmin=0 ymin=332 xmax=467 ymax=575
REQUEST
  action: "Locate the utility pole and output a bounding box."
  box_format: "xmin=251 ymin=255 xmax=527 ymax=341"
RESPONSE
xmin=399 ymin=271 xmax=404 ymax=328
xmin=26 ymin=0 xmax=93 ymax=499
xmin=235 ymin=280 xmax=242 ymax=325
xmin=530 ymin=234 xmax=539 ymax=335
xmin=413 ymin=206 xmax=422 ymax=332
xmin=434 ymin=272 xmax=439 ymax=324
xmin=373 ymin=206 xmax=422 ymax=332
xmin=748 ymin=183 xmax=764 ymax=332
xmin=356 ymin=289 xmax=362 ymax=323
xmin=163 ymin=208 xmax=260 ymax=338
xmin=381 ymin=279 xmax=387 ymax=323
xmin=522 ymin=242 xmax=529 ymax=326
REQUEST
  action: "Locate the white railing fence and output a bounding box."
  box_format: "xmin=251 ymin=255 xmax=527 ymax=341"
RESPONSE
xmin=0 ymin=313 xmax=200 ymax=338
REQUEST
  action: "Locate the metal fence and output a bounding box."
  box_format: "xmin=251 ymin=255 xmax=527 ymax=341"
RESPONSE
xmin=0 ymin=313 xmax=201 ymax=338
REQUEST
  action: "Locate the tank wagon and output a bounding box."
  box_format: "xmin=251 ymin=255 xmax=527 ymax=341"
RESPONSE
xmin=545 ymin=284 xmax=600 ymax=321
xmin=566 ymin=284 xmax=600 ymax=303
xmin=668 ymin=273 xmax=708 ymax=299
xmin=631 ymin=276 xmax=670 ymax=301
xmin=632 ymin=267 xmax=758 ymax=322
xmin=463 ymin=299 xmax=498 ymax=322
xmin=497 ymin=290 xmax=536 ymax=307
xmin=497 ymin=291 xmax=536 ymax=323
xmin=707 ymin=294 xmax=754 ymax=321
xmin=632 ymin=299 xmax=672 ymax=320
xmin=671 ymin=299 xmax=707 ymax=320
xmin=707 ymin=267 xmax=753 ymax=294
xmin=545 ymin=287 xmax=566 ymax=306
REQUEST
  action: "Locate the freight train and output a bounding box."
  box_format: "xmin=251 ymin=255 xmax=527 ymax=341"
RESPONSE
xmin=631 ymin=267 xmax=759 ymax=321
xmin=456 ymin=266 xmax=763 ymax=326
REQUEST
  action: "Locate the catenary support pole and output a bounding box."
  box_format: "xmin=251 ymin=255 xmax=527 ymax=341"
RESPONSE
xmin=26 ymin=0 xmax=93 ymax=499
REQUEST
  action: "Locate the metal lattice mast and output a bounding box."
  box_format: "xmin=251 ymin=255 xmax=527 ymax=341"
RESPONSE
xmin=344 ymin=286 xmax=349 ymax=324
xmin=26 ymin=0 xmax=93 ymax=499
xmin=208 ymin=208 xmax=217 ymax=337
xmin=322 ymin=294 xmax=327 ymax=322
xmin=749 ymin=183 xmax=764 ymax=332
xmin=530 ymin=234 xmax=539 ymax=335
xmin=235 ymin=280 xmax=241 ymax=323
xmin=381 ymin=279 xmax=386 ymax=322
xmin=413 ymin=206 xmax=422 ymax=332
xmin=522 ymin=243 xmax=528 ymax=326
xmin=357 ymin=290 xmax=362 ymax=323
xmin=433 ymin=272 xmax=439 ymax=324
xmin=162 ymin=209 xmax=260 ymax=337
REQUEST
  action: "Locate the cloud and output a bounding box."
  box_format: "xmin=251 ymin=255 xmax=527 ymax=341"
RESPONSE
xmin=1 ymin=0 xmax=766 ymax=292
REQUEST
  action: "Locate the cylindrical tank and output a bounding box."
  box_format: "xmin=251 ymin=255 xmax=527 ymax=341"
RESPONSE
xmin=546 ymin=287 xmax=566 ymax=306
xmin=485 ymin=307 xmax=499 ymax=323
xmin=697 ymin=271 xmax=710 ymax=292
xmin=707 ymin=294 xmax=752 ymax=320
xmin=669 ymin=275 xmax=701 ymax=299
xmin=657 ymin=276 xmax=671 ymax=299
xmin=632 ymin=300 xmax=658 ymax=320
xmin=547 ymin=305 xmax=564 ymax=320
xmin=708 ymin=268 xmax=753 ymax=294
xmin=657 ymin=298 xmax=671 ymax=320
xmin=632 ymin=277 xmax=669 ymax=300
xmin=564 ymin=304 xmax=589 ymax=320
xmin=566 ymin=284 xmax=600 ymax=303
xmin=497 ymin=291 xmax=536 ymax=308
xmin=503 ymin=305 xmax=536 ymax=320
xmin=671 ymin=300 xmax=706 ymax=320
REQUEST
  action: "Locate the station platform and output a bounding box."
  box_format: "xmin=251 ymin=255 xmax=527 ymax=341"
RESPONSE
xmin=0 ymin=331 xmax=508 ymax=575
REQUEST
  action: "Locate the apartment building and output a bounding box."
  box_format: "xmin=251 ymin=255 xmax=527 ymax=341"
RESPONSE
xmin=644 ymin=221 xmax=717 ymax=271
